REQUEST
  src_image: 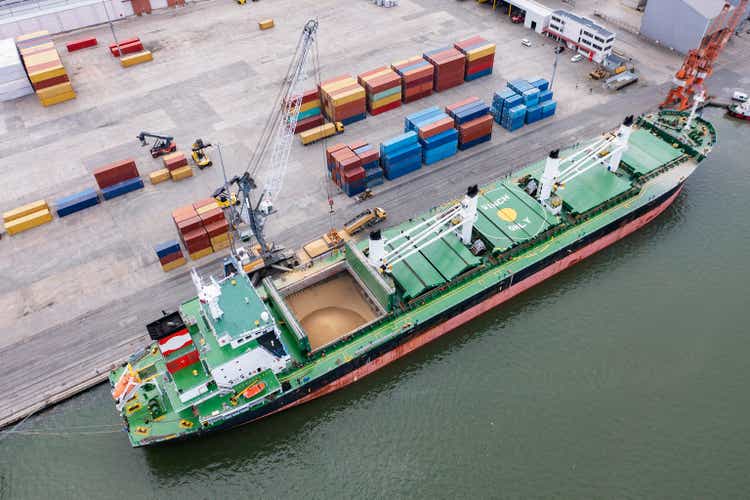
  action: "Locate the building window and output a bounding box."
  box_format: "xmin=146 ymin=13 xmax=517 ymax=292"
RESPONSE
xmin=552 ymin=16 xmax=561 ymax=22
xmin=550 ymin=23 xmax=561 ymax=31
xmin=603 ymin=45 xmax=612 ymax=52
xmin=594 ymin=35 xmax=605 ymax=42
xmin=593 ymin=44 xmax=603 ymax=50
xmin=583 ymin=30 xmax=593 ymax=38
xmin=581 ymin=39 xmax=592 ymax=46
xmin=606 ymin=37 xmax=614 ymax=43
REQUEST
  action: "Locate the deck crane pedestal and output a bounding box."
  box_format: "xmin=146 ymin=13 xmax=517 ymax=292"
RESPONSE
xmin=218 ymin=19 xmax=322 ymax=279
xmin=661 ymin=0 xmax=748 ymax=110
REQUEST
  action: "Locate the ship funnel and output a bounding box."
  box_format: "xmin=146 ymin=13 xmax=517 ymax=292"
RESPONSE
xmin=538 ymin=150 xmax=561 ymax=202
xmin=608 ymin=117 xmax=633 ymax=173
xmin=368 ymin=230 xmax=385 ymax=268
xmin=460 ymin=185 xmax=479 ymax=245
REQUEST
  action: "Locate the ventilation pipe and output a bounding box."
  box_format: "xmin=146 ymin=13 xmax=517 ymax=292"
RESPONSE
xmin=460 ymin=185 xmax=479 ymax=245
xmin=538 ymin=149 xmax=560 ymax=202
xmin=608 ymin=115 xmax=633 ymax=173
xmin=685 ymin=90 xmax=705 ymax=131
xmin=368 ymin=230 xmax=385 ymax=268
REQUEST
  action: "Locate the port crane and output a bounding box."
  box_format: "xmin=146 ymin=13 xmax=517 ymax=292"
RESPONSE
xmin=661 ymin=0 xmax=748 ymax=110
xmin=218 ymin=19 xmax=321 ymax=276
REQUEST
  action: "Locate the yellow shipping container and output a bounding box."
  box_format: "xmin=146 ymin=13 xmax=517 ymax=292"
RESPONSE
xmin=121 ymin=50 xmax=153 ymax=68
xmin=28 ymin=65 xmax=66 ymax=84
xmin=4 ymin=208 xmax=53 ymax=235
xmin=16 ymin=30 xmax=49 ymax=43
xmin=211 ymin=238 xmax=231 ymax=251
xmin=196 ymin=201 xmax=220 ymax=214
xmin=259 ymin=19 xmax=275 ymax=30
xmin=299 ymin=123 xmax=335 ymax=145
xmin=299 ymin=99 xmax=321 ymax=113
xmin=371 ymin=92 xmax=402 ymax=108
xmin=189 ymin=247 xmax=214 ymax=260
xmin=322 ymin=78 xmax=358 ymax=93
xmin=467 ymin=44 xmax=496 ymax=62
xmin=3 ymin=200 xmax=48 ymax=223
xmin=40 ymin=91 xmax=76 ymax=107
xmin=170 ymin=165 xmax=194 ymax=181
xmin=19 ymin=42 xmax=55 ymax=56
xmin=162 ymin=257 xmax=186 ymax=272
xmin=37 ymin=82 xmax=74 ymax=99
xmin=331 ymin=88 xmax=366 ymax=107
xmin=149 ymin=168 xmax=171 ymax=184
xmin=23 ymin=49 xmax=60 ymax=67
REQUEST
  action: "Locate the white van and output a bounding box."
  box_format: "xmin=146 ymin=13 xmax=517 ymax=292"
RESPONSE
xmin=732 ymin=91 xmax=748 ymax=102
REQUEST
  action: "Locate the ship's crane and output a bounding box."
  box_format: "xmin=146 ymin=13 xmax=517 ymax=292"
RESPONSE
xmin=219 ymin=19 xmax=321 ymax=275
xmin=367 ymin=186 xmax=479 ymax=272
xmin=661 ymin=0 xmax=748 ymax=110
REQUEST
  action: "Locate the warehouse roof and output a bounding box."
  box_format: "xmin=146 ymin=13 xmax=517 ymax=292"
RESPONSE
xmin=683 ymin=0 xmax=729 ymax=19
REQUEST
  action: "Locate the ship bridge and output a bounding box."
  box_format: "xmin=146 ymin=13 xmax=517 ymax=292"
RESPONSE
xmin=474 ymin=180 xmax=559 ymax=254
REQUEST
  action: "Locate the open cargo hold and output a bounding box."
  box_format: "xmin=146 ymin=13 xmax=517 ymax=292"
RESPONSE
xmin=454 ymin=35 xmax=496 ymax=81
xmin=380 ymin=131 xmax=422 ymax=180
xmin=291 ymin=89 xmax=324 ymax=133
xmin=319 ymin=75 xmax=366 ymax=125
xmin=0 ymin=38 xmax=34 ymax=101
xmin=405 ymin=106 xmax=458 ymax=165
xmin=357 ymin=66 xmax=402 ymax=116
xmin=15 ymin=31 xmax=75 ymax=106
xmin=423 ymin=47 xmax=465 ymax=92
xmin=446 ymin=96 xmax=492 ymax=150
xmin=391 ymin=56 xmax=434 ymax=103
xmin=54 ymin=188 xmax=100 ymax=217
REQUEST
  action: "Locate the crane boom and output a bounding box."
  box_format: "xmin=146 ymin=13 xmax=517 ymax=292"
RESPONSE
xmin=661 ymin=0 xmax=748 ymax=110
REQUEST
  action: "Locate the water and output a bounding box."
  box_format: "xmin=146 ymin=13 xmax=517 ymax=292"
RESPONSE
xmin=1 ymin=109 xmax=749 ymax=499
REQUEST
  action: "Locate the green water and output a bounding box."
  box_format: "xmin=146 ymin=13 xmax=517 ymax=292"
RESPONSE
xmin=1 ymin=109 xmax=749 ymax=499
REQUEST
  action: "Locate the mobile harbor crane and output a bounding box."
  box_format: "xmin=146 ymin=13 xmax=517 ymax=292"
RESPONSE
xmin=661 ymin=0 xmax=748 ymax=111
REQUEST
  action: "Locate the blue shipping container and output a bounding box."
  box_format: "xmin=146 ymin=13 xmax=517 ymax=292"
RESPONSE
xmin=452 ymin=101 xmax=490 ymax=124
xmin=423 ymin=141 xmax=457 ymax=165
xmin=529 ymin=78 xmax=549 ymax=91
xmin=154 ymin=240 xmax=181 ymax=259
xmin=341 ymin=113 xmax=366 ymax=126
xmin=382 ymin=142 xmax=422 ymax=165
xmin=54 ymin=188 xmax=100 ymax=218
xmin=539 ymin=89 xmax=554 ymax=102
xmin=381 ymin=131 xmax=418 ymax=155
xmin=101 ymin=176 xmax=144 ymax=201
xmin=465 ymin=68 xmax=492 ymax=81
xmin=420 ymin=128 xmax=458 ymax=150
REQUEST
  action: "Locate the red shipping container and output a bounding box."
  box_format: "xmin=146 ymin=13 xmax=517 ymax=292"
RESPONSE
xmin=199 ymin=207 xmax=225 ymax=225
xmin=343 ymin=167 xmax=366 ymax=183
xmin=204 ymin=218 xmax=229 ymax=238
xmin=459 ymin=115 xmax=493 ymax=143
xmin=66 ymin=37 xmax=97 ymax=52
xmin=294 ymin=115 xmax=324 ymax=134
xmin=110 ymin=41 xmax=144 ymax=57
xmin=192 ymin=198 xmax=216 ymax=210
xmin=159 ymin=251 xmax=184 ymax=266
xmin=369 ymin=100 xmax=402 ymax=115
xmin=93 ymin=159 xmax=139 ymax=189
xmin=347 ymin=139 xmax=368 ymax=151
xmin=172 ymin=204 xmax=197 ymax=223
xmin=326 ymin=144 xmax=349 ymax=165
xmin=177 ymin=216 xmax=203 ymax=235
xmin=454 ymin=35 xmax=485 ymax=52
xmin=32 ymin=74 xmax=70 ymax=91
xmin=338 ymin=155 xmax=362 ymax=172
xmin=357 ymin=149 xmax=380 ymax=164
xmin=446 ymin=96 xmax=480 ymax=114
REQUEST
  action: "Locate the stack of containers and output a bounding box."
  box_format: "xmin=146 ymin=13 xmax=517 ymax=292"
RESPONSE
xmin=446 ymin=97 xmax=493 ymax=150
xmin=2 ymin=200 xmax=53 ymax=236
xmin=15 ymin=31 xmax=75 ymax=106
xmin=328 ymin=145 xmax=366 ymax=196
xmin=319 ymin=75 xmax=367 ymax=125
xmin=391 ymin=56 xmax=434 ymax=103
xmin=154 ymin=240 xmax=186 ymax=272
xmin=349 ymin=140 xmax=383 ymax=188
xmin=53 ymin=188 xmax=100 ymax=217
xmin=490 ymin=88 xmax=521 ymax=122
xmin=530 ymin=78 xmax=557 ymax=119
xmin=453 ymin=35 xmax=496 ymax=81
xmin=357 ymin=67 xmax=402 ymax=116
xmin=0 ymin=38 xmax=34 ymax=101
xmin=405 ymin=107 xmax=458 ymax=165
xmin=501 ymin=103 xmax=527 ymax=131
xmin=162 ymin=152 xmax=193 ymax=181
xmin=93 ymin=159 xmax=144 ymax=200
xmin=422 ymin=47 xmax=465 ymax=92
xmin=172 ymin=205 xmax=211 ymax=260
xmin=194 ymin=199 xmax=230 ymax=252
xmin=293 ymin=89 xmax=324 ymax=133
xmin=109 ymin=37 xmax=144 ymax=57
xmin=380 ymin=132 xmax=422 ymax=180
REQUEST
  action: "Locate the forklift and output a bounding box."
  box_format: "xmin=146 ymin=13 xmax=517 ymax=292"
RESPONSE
xmin=191 ymin=139 xmax=213 ymax=169
xmin=137 ymin=132 xmax=177 ymax=158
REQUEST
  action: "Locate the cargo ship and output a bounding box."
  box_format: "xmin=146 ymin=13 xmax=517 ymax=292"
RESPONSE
xmin=109 ymin=110 xmax=715 ymax=447
xmin=727 ymin=100 xmax=750 ymax=121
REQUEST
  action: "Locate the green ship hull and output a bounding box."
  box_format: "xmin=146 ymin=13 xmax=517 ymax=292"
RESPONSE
xmin=109 ymin=111 xmax=715 ymax=447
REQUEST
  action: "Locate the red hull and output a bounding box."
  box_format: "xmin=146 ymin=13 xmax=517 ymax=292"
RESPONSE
xmin=268 ymin=186 xmax=684 ymax=416
xmin=728 ymin=109 xmax=750 ymax=121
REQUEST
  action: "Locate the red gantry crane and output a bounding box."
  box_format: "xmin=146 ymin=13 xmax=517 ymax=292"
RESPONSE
xmin=661 ymin=0 xmax=748 ymax=110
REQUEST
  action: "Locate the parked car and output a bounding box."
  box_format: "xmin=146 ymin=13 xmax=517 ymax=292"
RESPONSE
xmin=732 ymin=91 xmax=748 ymax=102
xmin=571 ymin=53 xmax=583 ymax=63
xmin=521 ymin=38 xmax=531 ymax=47
xmin=511 ymin=15 xmax=525 ymax=24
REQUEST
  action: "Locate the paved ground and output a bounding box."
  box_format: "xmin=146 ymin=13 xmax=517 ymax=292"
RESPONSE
xmin=0 ymin=0 xmax=747 ymax=427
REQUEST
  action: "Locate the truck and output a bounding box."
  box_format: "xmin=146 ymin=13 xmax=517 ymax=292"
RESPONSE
xmin=343 ymin=207 xmax=387 ymax=235
xmin=603 ymin=71 xmax=639 ymax=91
xmin=299 ymin=121 xmax=344 ymax=145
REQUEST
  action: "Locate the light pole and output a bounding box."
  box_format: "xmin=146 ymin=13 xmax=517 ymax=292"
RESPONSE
xmin=550 ymin=41 xmax=563 ymax=90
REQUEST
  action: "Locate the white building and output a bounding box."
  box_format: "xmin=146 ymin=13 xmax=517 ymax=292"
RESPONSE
xmin=544 ymin=10 xmax=616 ymax=64
xmin=482 ymin=0 xmax=552 ymax=34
